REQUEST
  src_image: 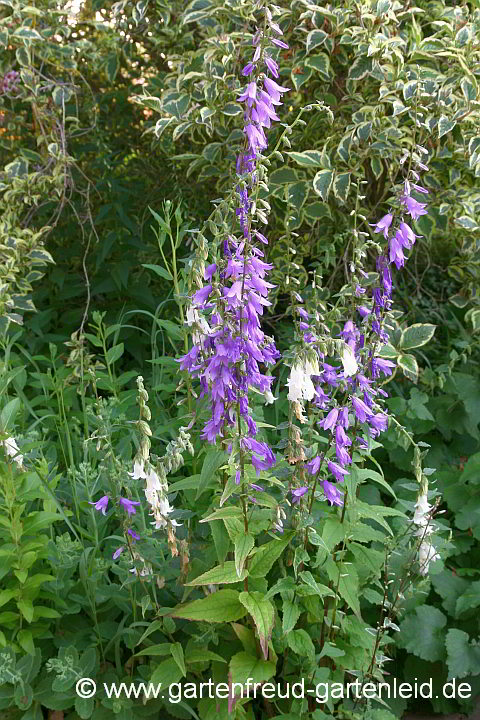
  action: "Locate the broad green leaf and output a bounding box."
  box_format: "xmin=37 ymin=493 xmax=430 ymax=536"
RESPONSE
xmin=337 ymin=134 xmax=352 ymax=163
xmin=13 ymin=26 xmax=42 ymax=39
xmin=248 ymin=532 xmax=293 ymax=577
xmin=156 ymin=318 xmax=183 ymax=341
xmin=286 ymin=181 xmax=308 ymax=211
xmin=286 ymin=151 xmax=323 ymax=168
xmin=400 ymin=323 xmax=436 ymax=350
xmin=319 ymin=641 xmax=346 ymax=660
xmin=304 ymin=202 xmax=331 ymax=220
xmin=269 ymin=167 xmax=298 ymax=185
xmin=171 ymin=589 xmax=247 ymax=622
xmin=229 ymin=651 xmax=276 ymax=685
xmin=211 ymin=518 xmax=230 ymax=565
xmin=106 ymin=53 xmax=119 ymax=83
xmin=150 ymin=657 xmax=184 ymax=688
xmin=286 ymin=629 xmax=315 ymax=659
xmin=23 ymin=512 xmax=61 ymax=535
xmin=438 ymin=115 xmax=456 ymax=139
xmin=291 ymin=64 xmax=312 ymax=91
xmin=446 ymin=628 xmax=480 ymax=679
xmin=185 ymin=561 xmax=246 ymax=586
xmin=313 ymin=170 xmax=334 ymax=201
xmin=142 ymin=263 xmax=172 ymax=281
xmin=397 ymin=605 xmax=446 ymax=662
xmin=304 ymin=53 xmax=330 ymax=79
xmin=376 ymin=0 xmax=391 ymax=14
xmin=298 ymin=571 xmax=335 ymax=598
xmin=186 ymin=649 xmax=226 ymax=664
xmin=197 ymin=448 xmax=227 ymax=499
xmin=455 ymin=581 xmax=480 ymax=616
xmin=199 ymin=506 xmax=243 ymax=523
xmin=222 ymin=103 xmax=242 ymax=116
xmin=106 ymin=343 xmax=124 ymax=365
xmin=231 ymin=623 xmax=257 ymax=655
xmin=371 ymin=156 xmax=383 ymax=179
xmin=1 ymin=398 xmax=21 ymax=431
xmin=306 ymin=29 xmax=327 ymax=53
xmin=461 ymin=77 xmax=477 ymax=103
xmin=454 ymin=215 xmax=478 ymax=230
xmin=17 ymin=629 xmax=34 ymax=655
xmin=163 ymin=94 xmax=189 ymax=120
xmin=135 ymin=643 xmax=172 ymax=657
xmin=348 ymin=56 xmax=372 ymax=81
xmin=52 ymin=86 xmax=72 ymax=105
xmin=282 ymin=598 xmax=301 ymax=634
xmin=234 ymin=533 xmax=254 ymax=578
xmin=75 ymin=696 xmax=94 ymax=720
xmin=397 ymin=353 xmax=419 ymax=383
xmin=333 ymin=172 xmax=350 ymax=203
xmin=328 ymin=563 xmax=361 ymax=619
xmin=353 ymin=466 xmax=396 ymax=499
xmin=239 ymin=591 xmax=275 ymax=659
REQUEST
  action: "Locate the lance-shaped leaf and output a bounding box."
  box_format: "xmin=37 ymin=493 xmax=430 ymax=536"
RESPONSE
xmin=239 ymin=592 xmax=275 ymax=660
xmin=234 ymin=533 xmax=254 ymax=578
xmin=185 ymin=561 xmax=246 ymax=586
xmin=170 ymin=589 xmax=247 ymax=622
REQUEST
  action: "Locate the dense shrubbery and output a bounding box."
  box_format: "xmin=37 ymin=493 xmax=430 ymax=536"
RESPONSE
xmin=0 ymin=1 xmax=479 ymax=719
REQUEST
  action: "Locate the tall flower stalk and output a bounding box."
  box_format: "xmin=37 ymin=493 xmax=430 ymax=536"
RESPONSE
xmin=286 ymin=148 xmax=436 ymax=534
xmin=178 ymin=7 xmax=290 ymax=514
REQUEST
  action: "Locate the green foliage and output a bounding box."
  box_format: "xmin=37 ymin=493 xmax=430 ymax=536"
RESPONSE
xmin=0 ymin=0 xmax=479 ymax=718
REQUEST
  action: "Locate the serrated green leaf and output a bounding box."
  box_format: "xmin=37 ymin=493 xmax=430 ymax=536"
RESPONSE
xmin=287 ymin=629 xmax=316 ymax=658
xmin=200 ymin=506 xmax=242 ymax=523
xmin=239 ymin=592 xmax=275 ymax=659
xmin=445 ymin=628 xmax=480 ymax=679
xmin=185 ymin=561 xmax=246 ymax=586
xmin=150 ymin=657 xmax=184 ymax=688
xmin=282 ymin=598 xmax=301 ymax=634
xmin=171 ymin=589 xmax=247 ymax=622
xmin=229 ymin=651 xmax=276 ymax=685
xmin=397 ymin=605 xmax=446 ymax=662
xmin=249 ymin=533 xmax=293 ymax=578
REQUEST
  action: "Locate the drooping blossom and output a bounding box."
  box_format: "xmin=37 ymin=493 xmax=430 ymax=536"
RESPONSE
xmin=89 ymin=495 xmax=109 ymax=515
